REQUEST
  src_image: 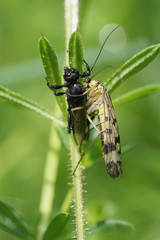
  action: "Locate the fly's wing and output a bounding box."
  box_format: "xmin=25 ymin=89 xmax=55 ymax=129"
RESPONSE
xmin=67 ymin=84 xmax=89 ymax=150
xmin=69 ymin=94 xmax=89 ymax=150
xmin=99 ymin=86 xmax=121 ymax=178
xmin=71 ymin=105 xmax=89 ymax=149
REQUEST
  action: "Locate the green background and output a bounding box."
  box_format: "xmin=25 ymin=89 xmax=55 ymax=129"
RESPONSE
xmin=0 ymin=0 xmax=160 ymax=239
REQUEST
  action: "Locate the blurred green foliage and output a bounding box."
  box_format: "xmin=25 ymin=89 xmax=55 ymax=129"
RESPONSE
xmin=0 ymin=0 xmax=160 ymax=239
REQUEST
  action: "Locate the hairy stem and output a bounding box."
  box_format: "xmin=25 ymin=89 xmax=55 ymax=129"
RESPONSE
xmin=70 ymin=138 xmax=85 ymax=239
xmin=64 ymin=0 xmax=86 ymax=239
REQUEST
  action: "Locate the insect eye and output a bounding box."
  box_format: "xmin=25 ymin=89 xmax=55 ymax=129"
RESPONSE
xmin=71 ymin=68 xmax=77 ymax=73
xmin=64 ymin=67 xmax=71 ymax=75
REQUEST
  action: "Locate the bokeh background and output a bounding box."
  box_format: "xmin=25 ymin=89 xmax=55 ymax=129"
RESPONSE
xmin=0 ymin=0 xmax=160 ymax=239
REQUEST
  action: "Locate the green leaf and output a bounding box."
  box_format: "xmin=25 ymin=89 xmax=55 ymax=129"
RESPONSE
xmin=0 ymin=200 xmax=32 ymax=239
xmin=0 ymin=85 xmax=65 ymax=127
xmin=122 ymin=143 xmax=139 ymax=154
xmin=113 ymin=85 xmax=160 ymax=106
xmin=68 ymin=31 xmax=84 ymax=72
xmin=57 ymin=127 xmax=70 ymax=151
xmin=39 ymin=35 xmax=61 ymax=85
xmin=82 ymin=141 xmax=138 ymax=170
xmin=47 ymin=219 xmax=133 ymax=240
xmin=39 ymin=35 xmax=67 ymax=117
xmin=106 ymin=44 xmax=160 ymax=92
xmin=43 ymin=212 xmax=70 ymax=240
xmin=87 ymin=219 xmax=134 ymax=237
xmin=60 ymin=189 xmax=73 ymax=213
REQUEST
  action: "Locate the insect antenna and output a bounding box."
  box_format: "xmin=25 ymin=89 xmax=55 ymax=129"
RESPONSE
xmin=90 ymin=65 xmax=117 ymax=80
xmin=90 ymin=25 xmax=119 ymax=73
xmin=90 ymin=64 xmax=122 ymax=84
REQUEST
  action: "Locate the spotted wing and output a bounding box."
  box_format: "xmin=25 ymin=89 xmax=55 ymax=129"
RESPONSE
xmin=98 ymin=86 xmax=121 ymax=178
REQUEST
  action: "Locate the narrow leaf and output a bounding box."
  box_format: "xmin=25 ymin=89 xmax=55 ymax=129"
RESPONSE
xmin=106 ymin=44 xmax=160 ymax=92
xmin=39 ymin=35 xmax=67 ymax=117
xmin=87 ymin=219 xmax=134 ymax=237
xmin=39 ymin=35 xmax=61 ymax=85
xmin=68 ymin=31 xmax=84 ymax=72
xmin=0 ymin=200 xmax=32 ymax=239
xmin=43 ymin=212 xmax=70 ymax=240
xmin=122 ymin=143 xmax=139 ymax=154
xmin=57 ymin=127 xmax=70 ymax=151
xmin=83 ymin=141 xmax=138 ymax=170
xmin=0 ymin=85 xmax=65 ymax=127
xmin=113 ymin=85 xmax=160 ymax=106
xmin=47 ymin=219 xmax=133 ymax=239
xmin=60 ymin=189 xmax=73 ymax=212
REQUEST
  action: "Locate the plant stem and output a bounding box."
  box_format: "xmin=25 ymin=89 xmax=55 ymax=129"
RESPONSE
xmin=64 ymin=0 xmax=79 ymax=65
xmin=64 ymin=0 xmax=86 ymax=239
xmin=70 ymin=137 xmax=85 ymax=239
xmin=36 ymin=124 xmax=61 ymax=240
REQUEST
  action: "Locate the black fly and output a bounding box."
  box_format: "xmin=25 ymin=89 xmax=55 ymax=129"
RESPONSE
xmin=46 ymin=61 xmax=91 ymax=150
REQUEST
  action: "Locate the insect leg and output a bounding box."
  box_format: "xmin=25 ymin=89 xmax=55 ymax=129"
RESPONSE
xmin=83 ymin=59 xmax=91 ymax=73
xmin=87 ymin=114 xmax=100 ymax=134
xmin=72 ymin=114 xmax=101 ymax=175
xmin=46 ymin=77 xmax=69 ymax=89
xmin=72 ymin=133 xmax=101 ymax=175
xmin=46 ymin=78 xmax=68 ymax=95
xmin=54 ymin=91 xmax=66 ymax=96
xmin=67 ymin=108 xmax=72 ymax=133
xmin=70 ymin=105 xmax=85 ymax=117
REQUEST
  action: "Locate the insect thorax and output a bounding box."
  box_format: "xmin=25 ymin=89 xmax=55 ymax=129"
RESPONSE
xmin=67 ymin=83 xmax=86 ymax=106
